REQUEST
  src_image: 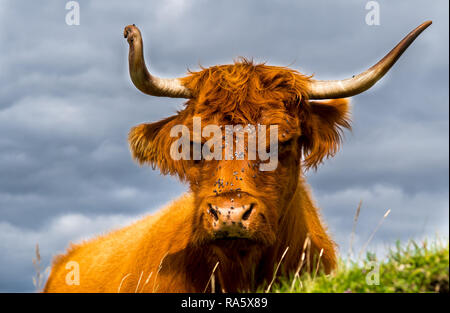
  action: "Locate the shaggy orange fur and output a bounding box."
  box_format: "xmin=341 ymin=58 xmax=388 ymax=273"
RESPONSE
xmin=44 ymin=60 xmax=351 ymax=293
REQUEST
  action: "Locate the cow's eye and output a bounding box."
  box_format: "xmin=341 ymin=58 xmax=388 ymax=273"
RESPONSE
xmin=280 ymin=138 xmax=294 ymax=149
xmin=278 ymin=138 xmax=295 ymax=157
xmin=193 ymin=159 xmax=203 ymax=165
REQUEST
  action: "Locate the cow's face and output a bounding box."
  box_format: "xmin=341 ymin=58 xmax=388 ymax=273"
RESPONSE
xmin=129 ymin=61 xmax=351 ymax=249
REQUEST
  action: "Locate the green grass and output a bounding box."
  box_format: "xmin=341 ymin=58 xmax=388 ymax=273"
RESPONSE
xmin=272 ymin=239 xmax=449 ymax=293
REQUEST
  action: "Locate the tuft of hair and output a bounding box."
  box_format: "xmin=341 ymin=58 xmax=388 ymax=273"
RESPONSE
xmin=181 ymin=57 xmax=311 ymax=124
xmin=300 ymin=98 xmax=351 ymax=170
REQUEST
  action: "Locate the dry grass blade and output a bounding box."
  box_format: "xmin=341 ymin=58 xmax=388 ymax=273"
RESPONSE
xmin=290 ymin=251 xmax=306 ymax=291
xmin=265 ymin=246 xmax=289 ymax=293
xmin=358 ymin=209 xmax=391 ymax=259
xmin=153 ymin=252 xmax=168 ymax=292
xmin=203 ymin=261 xmax=220 ymax=293
xmin=303 ymin=235 xmax=311 ymax=253
xmin=117 ymin=273 xmax=131 ymax=293
xmin=349 ymin=200 xmax=362 ymax=258
xmin=35 ymin=244 xmax=41 ymax=261
xmin=32 ymin=243 xmax=47 ymax=292
xmin=290 ymin=235 xmax=310 ymax=291
xmin=313 ymin=248 xmax=324 ymax=279
xmin=134 ymin=271 xmax=143 ymax=293
xmin=138 ymin=272 xmax=153 ymax=293
xmin=306 ymin=237 xmax=311 ymax=272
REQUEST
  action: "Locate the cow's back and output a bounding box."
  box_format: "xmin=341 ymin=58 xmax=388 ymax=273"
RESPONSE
xmin=44 ymin=193 xmax=194 ymax=293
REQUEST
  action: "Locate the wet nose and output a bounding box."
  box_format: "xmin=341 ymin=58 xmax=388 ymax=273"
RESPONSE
xmin=207 ymin=203 xmax=256 ymax=238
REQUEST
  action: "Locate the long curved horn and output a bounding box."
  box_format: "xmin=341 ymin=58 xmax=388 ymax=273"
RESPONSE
xmin=308 ymin=21 xmax=432 ymax=99
xmin=124 ymin=25 xmax=191 ymax=98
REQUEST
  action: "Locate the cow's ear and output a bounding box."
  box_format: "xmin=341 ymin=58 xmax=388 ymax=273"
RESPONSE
xmin=300 ymin=98 xmax=351 ymax=170
xmin=128 ymin=114 xmax=191 ymax=180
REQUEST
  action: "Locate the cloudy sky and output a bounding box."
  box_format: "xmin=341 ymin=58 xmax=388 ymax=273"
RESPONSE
xmin=0 ymin=0 xmax=448 ymax=292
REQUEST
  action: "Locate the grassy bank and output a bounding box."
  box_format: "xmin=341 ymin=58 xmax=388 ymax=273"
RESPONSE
xmin=272 ymin=239 xmax=449 ymax=293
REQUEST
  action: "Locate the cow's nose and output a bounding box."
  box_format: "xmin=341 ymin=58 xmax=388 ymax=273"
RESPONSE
xmin=207 ymin=203 xmax=256 ymax=238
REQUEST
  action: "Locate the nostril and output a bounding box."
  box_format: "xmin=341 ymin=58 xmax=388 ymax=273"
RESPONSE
xmin=208 ymin=204 xmax=219 ymax=221
xmin=242 ymin=203 xmax=255 ymax=221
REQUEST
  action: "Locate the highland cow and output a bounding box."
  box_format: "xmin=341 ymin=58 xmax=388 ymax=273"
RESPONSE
xmin=44 ymin=21 xmax=431 ymax=292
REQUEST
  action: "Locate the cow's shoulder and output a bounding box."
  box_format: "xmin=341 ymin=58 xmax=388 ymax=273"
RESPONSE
xmin=44 ymin=193 xmax=195 ymax=292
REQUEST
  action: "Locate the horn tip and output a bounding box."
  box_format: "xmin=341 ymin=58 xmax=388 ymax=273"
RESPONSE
xmin=422 ymin=20 xmax=433 ymax=28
